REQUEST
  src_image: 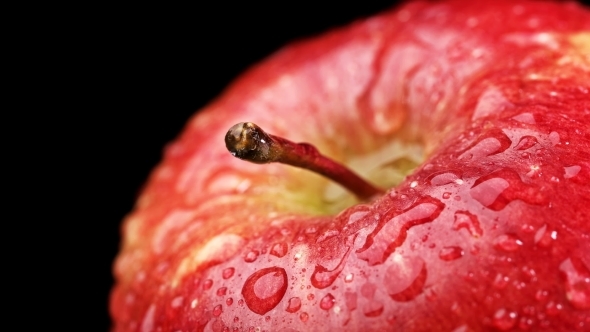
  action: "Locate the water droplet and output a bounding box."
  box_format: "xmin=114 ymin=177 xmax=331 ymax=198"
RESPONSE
xmin=226 ymin=298 xmax=233 ymax=306
xmin=470 ymin=169 xmax=547 ymax=211
xmin=317 ymin=229 xmax=340 ymax=242
xmin=470 ymin=178 xmax=510 ymax=209
xmin=549 ymin=131 xmax=560 ymax=146
xmin=299 ymin=312 xmax=309 ymax=322
xmin=319 ymin=293 xmax=335 ymax=310
xmin=203 ymin=279 xmax=213 ymax=290
xmin=473 ymin=87 xmax=513 ymax=120
xmin=344 ymin=291 xmax=357 ymax=311
xmin=360 ymin=283 xmax=377 ymax=299
xmin=233 ymin=316 xmax=239 ymax=323
xmin=459 ymin=130 xmax=512 ymax=160
xmin=518 ymin=316 xmax=535 ymax=330
xmin=424 ymin=288 xmax=437 ymax=302
xmin=492 ymin=308 xmax=517 ymax=330
xmin=545 ymin=301 xmax=563 ymax=316
xmin=344 ymin=273 xmax=354 ymax=283
xmin=564 ymin=165 xmax=581 ymax=179
xmin=270 ymin=242 xmax=288 ymax=258
xmin=238 ymin=299 xmax=244 ymax=306
xmin=217 ymin=287 xmax=227 ymax=296
xmin=356 ymin=196 xmax=445 ymax=265
xmin=427 ymin=171 xmax=461 ymax=186
xmin=512 ymin=112 xmax=536 ymax=124
xmin=285 ymin=297 xmax=301 ymax=313
xmin=559 ymin=258 xmax=590 ymax=309
xmin=442 ymin=192 xmax=451 ymax=199
xmin=536 ymin=289 xmax=549 ymax=302
xmin=494 ymin=234 xmax=523 ymax=252
xmin=223 ymin=267 xmax=235 ymax=279
xmin=452 ymin=211 xmax=483 ymax=237
xmin=363 ymin=301 xmax=384 ymax=317
xmin=212 ymin=304 xmax=223 ymax=317
xmin=514 ymin=135 xmax=539 ymax=150
xmin=493 ymin=273 xmax=510 ymax=289
xmin=384 ymin=255 xmax=427 ymax=302
xmin=241 ymin=267 xmax=288 ymax=315
xmin=307 ymin=294 xmax=314 ymax=301
xmin=305 ymin=226 xmax=317 ymax=234
xmin=264 ymin=316 xmax=271 ymax=322
xmin=534 ymin=224 xmax=557 ymax=247
xmin=438 ymin=246 xmax=464 ymax=261
xmin=521 ymin=224 xmax=535 ymax=233
xmin=311 ymin=246 xmax=351 ymax=289
xmin=244 ymin=250 xmax=259 ymax=263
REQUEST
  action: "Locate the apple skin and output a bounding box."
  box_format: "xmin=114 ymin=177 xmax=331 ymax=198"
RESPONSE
xmin=111 ymin=1 xmax=590 ymax=331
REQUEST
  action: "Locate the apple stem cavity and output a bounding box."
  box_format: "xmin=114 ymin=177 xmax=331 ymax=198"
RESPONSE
xmin=225 ymin=122 xmax=384 ymax=200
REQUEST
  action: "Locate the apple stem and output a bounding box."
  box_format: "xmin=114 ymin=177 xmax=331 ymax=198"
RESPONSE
xmin=225 ymin=122 xmax=384 ymax=200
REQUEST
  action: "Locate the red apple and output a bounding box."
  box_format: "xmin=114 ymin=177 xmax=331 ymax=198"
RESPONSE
xmin=110 ymin=1 xmax=590 ymax=331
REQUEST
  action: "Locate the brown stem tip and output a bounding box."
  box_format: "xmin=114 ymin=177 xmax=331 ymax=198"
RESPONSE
xmin=225 ymin=122 xmax=384 ymax=200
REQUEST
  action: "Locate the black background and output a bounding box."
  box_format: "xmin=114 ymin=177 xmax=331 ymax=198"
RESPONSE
xmin=88 ymin=2 xmax=399 ymax=330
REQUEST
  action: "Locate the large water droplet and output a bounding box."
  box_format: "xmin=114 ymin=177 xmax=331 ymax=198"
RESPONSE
xmin=492 ymin=308 xmax=517 ymax=330
xmin=494 ymin=234 xmax=523 ymax=252
xmin=470 ymin=177 xmax=510 ymax=209
xmin=559 ymin=258 xmax=590 ymax=309
xmin=222 ymin=267 xmax=235 ymax=279
xmin=452 ymin=210 xmax=483 ymax=237
xmin=459 ymin=129 xmax=512 ymax=160
xmin=356 ymin=196 xmax=445 ymax=265
xmin=384 ymin=255 xmax=427 ymax=302
xmin=514 ymin=135 xmax=539 ymax=150
xmin=470 ymin=169 xmax=547 ymax=211
xmin=226 ymin=298 xmax=233 ymax=306
xmin=285 ymin=297 xmax=301 ymax=313
xmin=311 ymin=246 xmax=351 ymax=289
xmin=270 ymin=242 xmax=288 ymax=258
xmin=363 ymin=301 xmax=384 ymax=317
xmin=319 ymin=293 xmax=335 ymax=310
xmin=438 ymin=246 xmax=464 ymax=261
xmin=241 ymin=267 xmax=288 ymax=315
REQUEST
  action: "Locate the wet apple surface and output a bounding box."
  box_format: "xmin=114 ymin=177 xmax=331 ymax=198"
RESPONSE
xmin=111 ymin=1 xmax=590 ymax=331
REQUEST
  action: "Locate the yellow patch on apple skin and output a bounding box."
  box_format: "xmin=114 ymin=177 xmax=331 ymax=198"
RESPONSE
xmin=322 ymin=137 xmax=424 ymax=214
xmin=557 ymin=32 xmax=590 ymax=70
xmin=171 ymin=233 xmax=245 ymax=287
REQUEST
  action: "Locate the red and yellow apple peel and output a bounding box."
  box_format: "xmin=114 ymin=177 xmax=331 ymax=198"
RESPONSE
xmin=112 ymin=1 xmax=590 ymax=331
